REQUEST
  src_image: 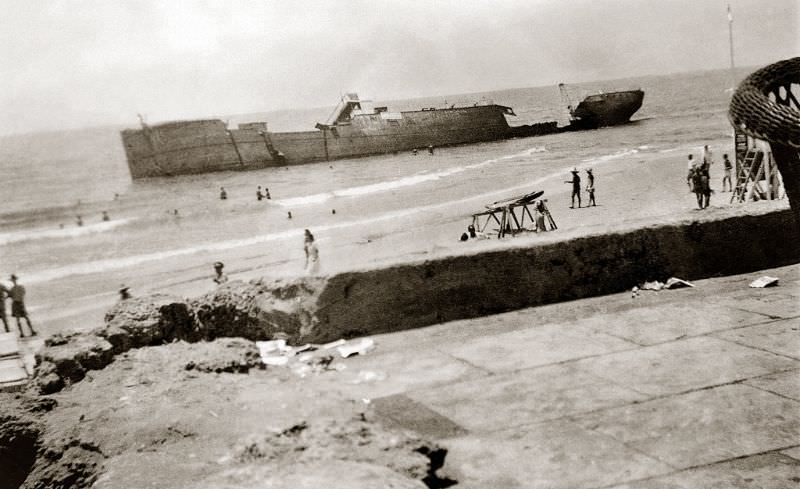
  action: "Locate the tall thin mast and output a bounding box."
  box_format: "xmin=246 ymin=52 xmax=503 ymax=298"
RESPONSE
xmin=727 ymin=4 xmax=735 ymax=70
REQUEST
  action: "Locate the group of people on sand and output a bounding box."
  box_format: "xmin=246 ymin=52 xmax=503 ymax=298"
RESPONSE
xmin=564 ymin=168 xmax=596 ymax=209
xmin=687 ymin=145 xmax=731 ymax=210
xmin=0 ymin=274 xmax=36 ymax=337
xmin=460 ymin=224 xmax=483 ymax=241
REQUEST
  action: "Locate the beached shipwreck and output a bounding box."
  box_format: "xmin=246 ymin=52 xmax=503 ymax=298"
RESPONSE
xmin=121 ymin=94 xmax=559 ymax=179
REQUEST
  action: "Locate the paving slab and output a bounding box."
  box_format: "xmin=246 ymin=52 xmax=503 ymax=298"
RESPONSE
xmin=575 ymin=302 xmax=771 ymax=346
xmin=441 ymin=322 xmax=636 ymax=373
xmin=372 ymin=394 xmax=468 ymax=439
xmin=716 ymin=291 xmax=800 ymax=319
xmin=442 ymin=418 xmax=672 ymax=489
xmin=301 ymin=347 xmax=487 ymax=400
xmin=744 ymin=369 xmax=800 ymax=401
xmin=573 ymin=336 xmax=798 ymax=396
xmin=408 ymin=363 xmax=647 ymax=433
xmin=573 ymin=384 xmax=800 ymax=469
xmin=713 ymin=317 xmax=800 ymax=360
xmin=609 ymin=452 xmax=800 ymax=489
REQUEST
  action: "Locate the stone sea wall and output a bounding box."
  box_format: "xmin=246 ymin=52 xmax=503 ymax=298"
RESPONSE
xmin=31 ymin=208 xmax=798 ymax=394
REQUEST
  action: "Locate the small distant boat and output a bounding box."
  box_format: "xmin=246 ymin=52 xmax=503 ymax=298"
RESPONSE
xmin=559 ymin=84 xmax=645 ymax=129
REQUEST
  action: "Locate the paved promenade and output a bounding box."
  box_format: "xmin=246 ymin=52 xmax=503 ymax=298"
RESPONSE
xmin=322 ymin=263 xmax=800 ymax=488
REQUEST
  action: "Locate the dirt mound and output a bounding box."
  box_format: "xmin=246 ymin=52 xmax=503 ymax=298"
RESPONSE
xmin=192 ymin=277 xmax=326 ymax=342
xmin=0 ymin=394 xmax=102 ymax=489
xmin=102 ymin=293 xmax=199 ymax=350
xmin=218 ymin=414 xmax=453 ymax=488
xmin=183 ymin=338 xmax=263 ymax=374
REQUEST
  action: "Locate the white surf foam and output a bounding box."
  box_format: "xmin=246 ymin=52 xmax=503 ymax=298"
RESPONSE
xmin=22 ymin=212 xmax=424 ymax=285
xmin=0 ymin=218 xmax=133 ymax=246
xmin=274 ymin=146 xmax=547 ymax=208
xmin=25 ymin=146 xmax=648 ymax=286
xmin=580 ymin=148 xmax=639 ymax=165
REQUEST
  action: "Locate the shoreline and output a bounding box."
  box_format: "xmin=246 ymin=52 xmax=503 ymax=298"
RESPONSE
xmin=18 ymin=137 xmax=788 ymax=337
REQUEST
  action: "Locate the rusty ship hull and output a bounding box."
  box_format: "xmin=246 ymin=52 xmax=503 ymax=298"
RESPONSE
xmin=121 ymin=95 xmax=559 ymax=179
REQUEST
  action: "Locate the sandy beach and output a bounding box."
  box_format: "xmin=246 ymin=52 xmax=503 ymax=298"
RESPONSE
xmin=21 ymin=137 xmax=787 ymax=337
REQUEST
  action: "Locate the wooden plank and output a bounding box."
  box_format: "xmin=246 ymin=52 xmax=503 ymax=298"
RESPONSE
xmin=0 ymin=332 xmax=20 ymax=358
xmin=510 ymin=207 xmax=522 ymax=231
xmin=0 ymin=358 xmax=27 ymax=385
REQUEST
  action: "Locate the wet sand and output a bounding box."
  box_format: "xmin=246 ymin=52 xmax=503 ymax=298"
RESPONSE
xmin=26 ymin=139 xmax=788 ymax=336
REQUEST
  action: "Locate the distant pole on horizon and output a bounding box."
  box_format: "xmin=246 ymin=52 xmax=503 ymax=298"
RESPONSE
xmin=728 ymin=4 xmax=735 ymax=70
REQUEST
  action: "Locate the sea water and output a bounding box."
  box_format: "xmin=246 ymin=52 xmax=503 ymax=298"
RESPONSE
xmin=1 ymin=67 xmax=749 ymax=288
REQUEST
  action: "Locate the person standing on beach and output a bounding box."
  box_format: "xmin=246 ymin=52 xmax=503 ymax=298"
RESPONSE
xmin=220 ymin=187 xmax=227 ymax=200
xmin=565 ymin=169 xmax=581 ymax=208
xmin=722 ymin=154 xmax=733 ymax=192
xmin=0 ymin=282 xmax=9 ymax=333
xmin=118 ymin=285 xmax=132 ymax=301
xmin=9 ymin=275 xmax=36 ymax=337
xmin=535 ymin=200 xmax=547 ymax=232
xmin=700 ymin=160 xmax=712 ymax=208
xmin=213 ymin=262 xmax=228 ymax=285
xmin=304 ymin=229 xmax=320 ymax=275
xmin=702 ymin=145 xmax=714 ymax=167
xmin=691 ymin=167 xmax=705 ymax=209
xmin=427 ymin=145 xmax=434 ymax=155
xmin=257 ymin=186 xmax=264 ymax=201
xmin=76 ymin=215 xmax=83 ymax=226
xmin=102 ymin=211 xmax=110 ymax=222
xmin=686 ymin=154 xmax=697 ymax=191
xmin=265 ymin=188 xmax=271 ymax=200
xmin=585 ymin=169 xmax=596 ymax=207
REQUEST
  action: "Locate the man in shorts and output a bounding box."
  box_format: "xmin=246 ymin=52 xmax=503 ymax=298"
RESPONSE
xmin=9 ymin=274 xmax=36 ymax=337
xmin=722 ymin=154 xmax=733 ymax=192
xmin=565 ymin=168 xmax=582 ymax=208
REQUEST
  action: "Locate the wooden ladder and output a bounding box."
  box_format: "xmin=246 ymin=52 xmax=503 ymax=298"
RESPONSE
xmin=731 ymin=149 xmax=763 ymax=203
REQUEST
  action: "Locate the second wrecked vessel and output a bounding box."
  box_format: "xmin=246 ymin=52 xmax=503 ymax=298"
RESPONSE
xmin=559 ymin=84 xmax=645 ymax=129
xmin=121 ymin=94 xmax=559 ymax=179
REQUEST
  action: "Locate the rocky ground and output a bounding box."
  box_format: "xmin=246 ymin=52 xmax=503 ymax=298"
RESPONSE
xmin=1 ymin=285 xmax=456 ymax=489
xmin=2 ymin=341 xmax=453 ymax=489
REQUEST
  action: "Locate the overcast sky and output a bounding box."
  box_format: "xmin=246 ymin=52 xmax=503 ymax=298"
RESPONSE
xmin=1 ymin=0 xmax=796 ymax=135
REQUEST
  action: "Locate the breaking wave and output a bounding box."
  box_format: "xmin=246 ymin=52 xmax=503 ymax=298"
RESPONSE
xmin=0 ymin=218 xmax=133 ymax=246
xmin=275 ymin=145 xmax=547 ymax=207
xmin=580 ymin=148 xmax=639 ymax=165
